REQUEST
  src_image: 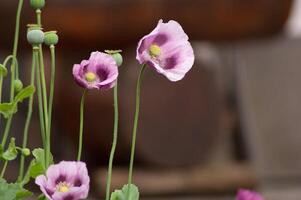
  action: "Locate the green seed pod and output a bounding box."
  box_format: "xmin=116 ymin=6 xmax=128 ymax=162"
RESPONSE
xmin=44 ymin=31 xmax=59 ymax=46
xmin=30 ymin=0 xmax=45 ymax=9
xmin=105 ymin=50 xmax=123 ymax=67
xmin=14 ymin=79 xmax=23 ymax=92
xmin=21 ymin=148 xmax=31 ymax=156
xmin=27 ymin=29 xmax=44 ymax=45
xmin=111 ymin=53 xmax=123 ymax=67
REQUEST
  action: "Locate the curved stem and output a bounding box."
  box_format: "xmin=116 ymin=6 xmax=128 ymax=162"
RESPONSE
xmin=77 ymin=90 xmax=87 ymax=161
xmin=18 ymin=48 xmax=36 ymax=181
xmin=127 ymin=64 xmax=146 ymax=197
xmin=34 ymin=47 xmax=46 ymax=162
xmin=46 ymin=45 xmax=56 ymax=166
xmin=10 ymin=0 xmax=23 ymax=101
xmin=1 ymin=0 xmax=24 ymax=149
xmin=105 ymin=83 xmax=119 ymax=200
xmin=0 ymin=161 xmax=8 ymax=178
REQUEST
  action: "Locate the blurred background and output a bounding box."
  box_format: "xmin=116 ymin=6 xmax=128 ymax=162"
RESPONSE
xmin=1 ymin=0 xmax=301 ymax=199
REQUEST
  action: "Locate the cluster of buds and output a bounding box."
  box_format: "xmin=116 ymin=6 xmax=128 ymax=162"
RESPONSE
xmin=27 ymin=24 xmax=59 ymax=47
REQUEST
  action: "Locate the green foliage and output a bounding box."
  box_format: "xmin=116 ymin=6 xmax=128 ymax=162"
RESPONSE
xmin=0 ymin=64 xmax=8 ymax=77
xmin=0 ymin=178 xmax=33 ymax=200
xmin=2 ymin=138 xmax=18 ymax=161
xmin=29 ymin=148 xmax=53 ymax=178
xmin=110 ymin=184 xmax=139 ymax=200
xmin=0 ymin=85 xmax=35 ymax=118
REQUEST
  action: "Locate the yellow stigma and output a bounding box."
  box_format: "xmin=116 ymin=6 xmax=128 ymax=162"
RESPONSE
xmin=149 ymin=44 xmax=161 ymax=57
xmin=57 ymin=182 xmax=70 ymax=193
xmin=85 ymin=72 xmax=96 ymax=82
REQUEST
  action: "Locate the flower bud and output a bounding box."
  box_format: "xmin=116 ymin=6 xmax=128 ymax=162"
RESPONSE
xmin=105 ymin=50 xmax=123 ymax=67
xmin=30 ymin=0 xmax=45 ymax=9
xmin=111 ymin=53 xmax=123 ymax=67
xmin=27 ymin=29 xmax=44 ymax=45
xmin=44 ymin=31 xmax=59 ymax=46
xmin=14 ymin=79 xmax=23 ymax=92
xmin=21 ymin=148 xmax=31 ymax=156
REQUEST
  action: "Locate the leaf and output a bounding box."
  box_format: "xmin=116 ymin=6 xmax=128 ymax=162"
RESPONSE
xmin=15 ymin=189 xmax=33 ymax=200
xmin=0 ymin=103 xmax=15 ymax=118
xmin=0 ymin=64 xmax=7 ymax=77
xmin=0 ymin=178 xmax=32 ymax=200
xmin=2 ymin=138 xmax=18 ymax=161
xmin=29 ymin=148 xmax=53 ymax=178
xmin=110 ymin=184 xmax=139 ymax=200
xmin=0 ymin=85 xmax=35 ymax=118
xmin=14 ymin=85 xmax=35 ymax=104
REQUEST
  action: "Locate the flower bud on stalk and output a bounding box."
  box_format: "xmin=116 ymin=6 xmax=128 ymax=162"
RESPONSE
xmin=21 ymin=148 xmax=31 ymax=156
xmin=30 ymin=0 xmax=45 ymax=10
xmin=13 ymin=79 xmax=23 ymax=92
xmin=105 ymin=50 xmax=123 ymax=67
xmin=44 ymin=31 xmax=59 ymax=46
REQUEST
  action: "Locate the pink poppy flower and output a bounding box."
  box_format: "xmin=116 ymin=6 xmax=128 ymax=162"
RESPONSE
xmin=136 ymin=19 xmax=194 ymax=81
xmin=236 ymin=189 xmax=264 ymax=200
xmin=73 ymin=51 xmax=118 ymax=90
xmin=35 ymin=161 xmax=90 ymax=200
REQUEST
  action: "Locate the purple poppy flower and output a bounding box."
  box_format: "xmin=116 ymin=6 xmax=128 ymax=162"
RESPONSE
xmin=35 ymin=161 xmax=90 ymax=200
xmin=236 ymin=189 xmax=264 ymax=200
xmin=136 ymin=19 xmax=194 ymax=81
xmin=73 ymin=51 xmax=118 ymax=90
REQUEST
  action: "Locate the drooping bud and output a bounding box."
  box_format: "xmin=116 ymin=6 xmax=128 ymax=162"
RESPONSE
xmin=21 ymin=148 xmax=31 ymax=156
xmin=27 ymin=28 xmax=44 ymax=46
xmin=105 ymin=50 xmax=123 ymax=67
xmin=14 ymin=79 xmax=23 ymax=92
xmin=30 ymin=0 xmax=45 ymax=10
xmin=44 ymin=31 xmax=59 ymax=46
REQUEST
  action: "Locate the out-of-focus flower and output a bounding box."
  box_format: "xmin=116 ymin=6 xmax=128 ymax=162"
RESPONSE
xmin=236 ymin=189 xmax=264 ymax=200
xmin=136 ymin=19 xmax=194 ymax=81
xmin=35 ymin=161 xmax=90 ymax=200
xmin=73 ymin=51 xmax=118 ymax=90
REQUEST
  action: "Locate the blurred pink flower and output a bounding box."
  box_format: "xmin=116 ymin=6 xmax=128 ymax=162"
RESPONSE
xmin=136 ymin=19 xmax=194 ymax=81
xmin=236 ymin=189 xmax=264 ymax=200
xmin=36 ymin=161 xmax=90 ymax=200
xmin=73 ymin=51 xmax=118 ymax=90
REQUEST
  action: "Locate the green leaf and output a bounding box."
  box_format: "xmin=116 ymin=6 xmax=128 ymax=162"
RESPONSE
xmin=15 ymin=188 xmax=33 ymax=200
xmin=14 ymin=85 xmax=35 ymax=104
xmin=38 ymin=194 xmax=47 ymax=200
xmin=0 ymin=103 xmax=15 ymax=118
xmin=29 ymin=148 xmax=53 ymax=178
xmin=0 ymin=85 xmax=35 ymax=118
xmin=0 ymin=64 xmax=8 ymax=77
xmin=110 ymin=184 xmax=139 ymax=200
xmin=2 ymin=138 xmax=18 ymax=161
xmin=0 ymin=178 xmax=32 ymax=200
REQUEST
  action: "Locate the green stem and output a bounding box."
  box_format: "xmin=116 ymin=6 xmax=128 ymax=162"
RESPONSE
xmin=46 ymin=45 xmax=56 ymax=166
xmin=1 ymin=0 xmax=24 ymax=149
xmin=105 ymin=83 xmax=119 ymax=200
xmin=0 ymin=161 xmax=8 ymax=178
xmin=10 ymin=0 xmax=23 ymax=101
xmin=77 ymin=90 xmax=87 ymax=161
xmin=18 ymin=48 xmax=36 ymax=181
xmin=127 ymin=64 xmax=146 ymax=197
xmin=34 ymin=47 xmax=46 ymax=161
xmin=35 ymin=9 xmax=49 ymax=165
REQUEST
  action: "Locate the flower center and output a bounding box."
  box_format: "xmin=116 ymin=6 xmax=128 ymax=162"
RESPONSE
xmin=57 ymin=182 xmax=70 ymax=193
xmin=85 ymin=72 xmax=97 ymax=82
xmin=149 ymin=44 xmax=161 ymax=57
